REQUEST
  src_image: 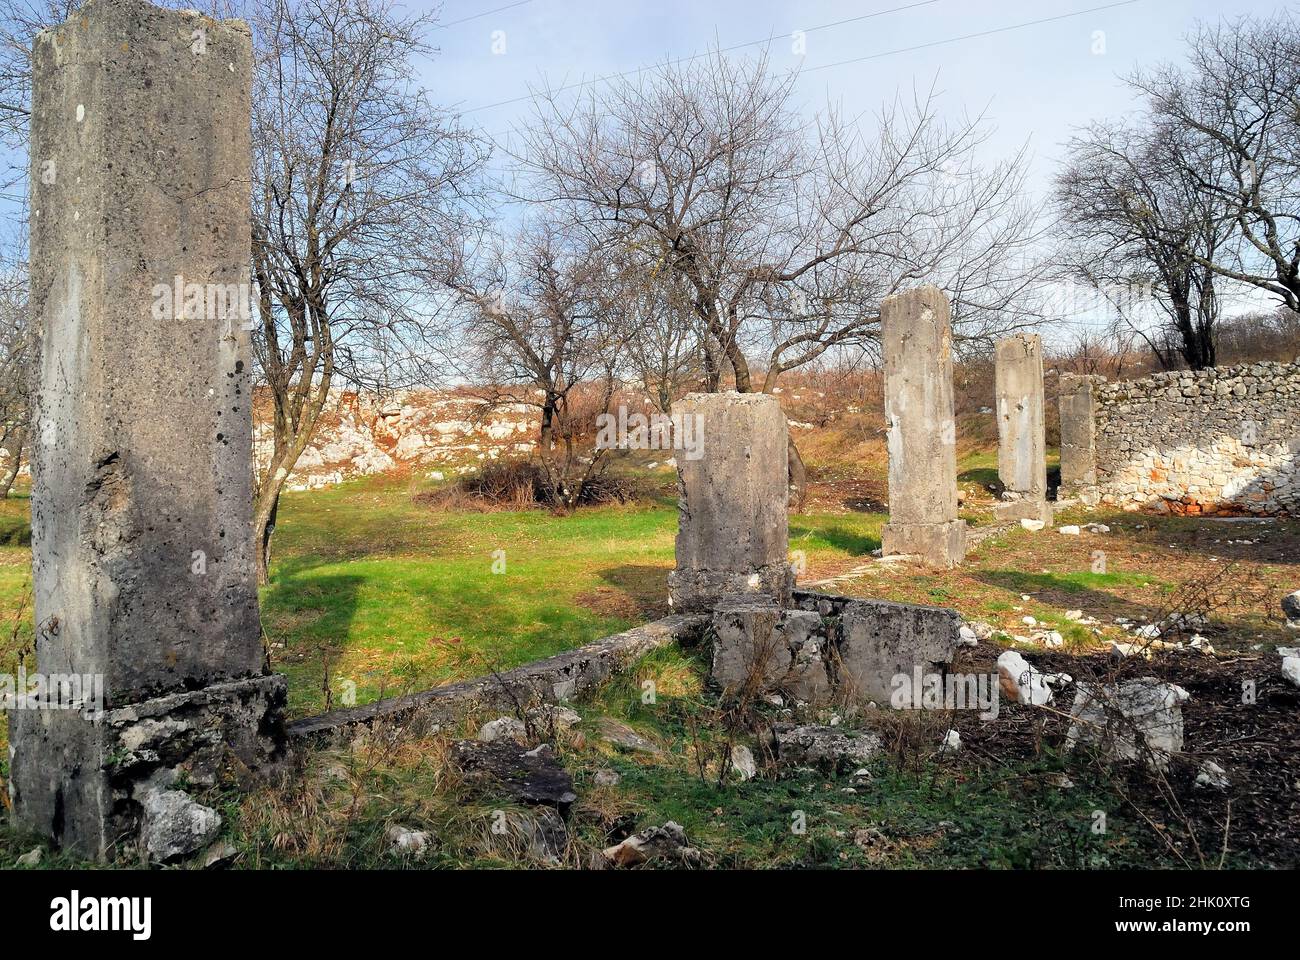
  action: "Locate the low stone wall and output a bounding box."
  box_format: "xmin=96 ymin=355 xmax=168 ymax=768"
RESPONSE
xmin=287 ymin=614 xmax=706 ymax=744
xmin=1068 ymin=360 xmax=1300 ymax=516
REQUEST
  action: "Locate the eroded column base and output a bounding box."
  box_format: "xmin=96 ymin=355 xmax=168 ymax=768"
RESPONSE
xmin=668 ymin=563 xmax=794 ymax=614
xmin=8 ymin=674 xmax=286 ymax=861
xmin=881 ymin=520 xmax=967 ymax=568
xmin=994 ymin=498 xmax=1054 ymax=525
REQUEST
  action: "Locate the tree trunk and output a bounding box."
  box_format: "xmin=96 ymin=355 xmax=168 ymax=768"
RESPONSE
xmin=787 ymin=434 xmax=808 ymax=512
xmin=253 ymin=472 xmax=284 ymax=586
xmin=0 ymin=428 xmax=25 ymax=499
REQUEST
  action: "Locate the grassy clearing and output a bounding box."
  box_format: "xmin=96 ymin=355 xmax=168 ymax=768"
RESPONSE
xmin=0 ymin=475 xmax=889 ymax=719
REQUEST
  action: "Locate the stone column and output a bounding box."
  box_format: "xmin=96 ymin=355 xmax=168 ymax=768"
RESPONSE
xmin=10 ymin=0 xmax=284 ymax=860
xmin=993 ymin=333 xmax=1052 ymax=524
xmin=880 ymin=287 xmax=966 ymax=567
xmin=1058 ymin=374 xmax=1100 ymax=505
xmin=668 ymin=392 xmax=793 ymax=612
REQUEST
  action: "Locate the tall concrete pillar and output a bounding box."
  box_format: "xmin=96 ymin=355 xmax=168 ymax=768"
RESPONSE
xmin=880 ymin=287 xmax=966 ymax=567
xmin=993 ymin=333 xmax=1052 ymax=524
xmin=668 ymin=392 xmax=793 ymax=612
xmin=1058 ymin=373 xmax=1100 ymax=505
xmin=10 ymin=0 xmax=284 ymax=859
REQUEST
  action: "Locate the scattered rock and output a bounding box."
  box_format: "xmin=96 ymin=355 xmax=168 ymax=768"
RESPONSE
xmin=1282 ymin=656 xmax=1300 ymax=689
xmin=1022 ymin=615 xmax=1037 ymax=627
xmin=1085 ymin=523 xmax=1110 ymax=533
xmin=140 ymin=789 xmax=222 ymax=863
xmin=478 ymin=716 xmax=528 ymax=744
xmin=1195 ymin=761 xmax=1230 ymax=791
xmin=452 ymin=739 xmax=578 ymax=812
xmin=730 ymin=744 xmax=757 ymax=781
xmin=1065 ymin=678 xmax=1191 ymax=771
xmin=772 ymin=723 xmax=882 ymax=773
xmin=969 ymin=621 xmax=996 ymax=641
xmin=386 ymin=824 xmax=431 ymax=858
xmin=594 ymin=717 xmax=662 ymax=755
xmin=939 ymin=729 xmax=961 ymax=754
xmin=957 ymin=624 xmax=978 ymax=646
xmin=16 ymin=847 xmax=42 ymax=867
xmin=1188 ymin=635 xmax=1216 ymax=655
xmin=1020 ymin=518 xmax=1045 ymax=531
xmin=200 ymin=840 xmax=239 ymax=869
xmin=1281 ymin=591 xmax=1300 ymax=623
xmin=1058 ymin=525 xmax=1081 ymax=535
xmin=600 ymin=821 xmax=701 ymax=868
xmin=517 ymin=807 xmax=568 ymax=863
xmin=996 ymin=650 xmax=1054 ymax=705
xmin=593 ymin=769 xmax=621 ymax=787
xmin=527 ymin=704 xmax=582 ymax=734
xmin=1111 ymin=641 xmax=1146 ymax=660
xmin=1064 ymin=609 xmax=1084 ymax=622
xmin=1132 ymin=623 xmax=1162 ymax=640
xmin=1038 ymin=630 xmax=1064 ymax=648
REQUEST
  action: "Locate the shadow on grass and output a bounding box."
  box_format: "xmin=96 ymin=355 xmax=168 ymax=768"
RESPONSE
xmin=974 ymin=568 xmax=1174 ymax=627
xmin=789 ymin=523 xmax=880 ymax=557
xmin=598 ymin=564 xmax=672 ymax=620
xmin=0 ymin=513 xmax=30 ymax=547
xmin=958 ymin=465 xmax=999 ymax=490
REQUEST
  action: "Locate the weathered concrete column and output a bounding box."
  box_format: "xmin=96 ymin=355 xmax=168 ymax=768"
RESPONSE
xmin=880 ymin=287 xmax=966 ymax=567
xmin=10 ymin=0 xmax=284 ymax=859
xmin=993 ymin=333 xmax=1052 ymax=524
xmin=1058 ymin=374 xmax=1100 ymax=505
xmin=668 ymin=392 xmax=793 ymax=612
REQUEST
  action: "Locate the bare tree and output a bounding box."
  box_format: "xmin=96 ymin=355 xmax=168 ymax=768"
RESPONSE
xmin=1055 ymin=118 xmax=1233 ymax=369
xmin=247 ymin=0 xmax=487 ymax=580
xmin=1131 ymin=12 xmax=1300 ymax=311
xmin=447 ymin=221 xmax=624 ymax=508
xmin=0 ymin=260 xmax=28 ymax=497
xmin=513 ymin=53 xmax=1041 ymax=395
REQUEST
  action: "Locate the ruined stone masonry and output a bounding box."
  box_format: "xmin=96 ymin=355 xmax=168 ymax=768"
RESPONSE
xmin=668 ymin=392 xmax=793 ymax=612
xmin=880 ymin=287 xmax=966 ymax=567
xmin=689 ymin=391 xmax=964 ymax=707
xmin=1059 ymin=361 xmax=1300 ymax=516
xmin=1057 ymin=373 xmax=1098 ymax=504
xmin=993 ymin=333 xmax=1052 ymax=524
xmin=9 ymin=0 xmax=285 ymax=859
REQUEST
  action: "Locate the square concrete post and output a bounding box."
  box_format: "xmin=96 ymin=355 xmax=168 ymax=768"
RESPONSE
xmin=668 ymin=392 xmax=793 ymax=612
xmin=880 ymin=287 xmax=966 ymax=567
xmin=993 ymin=333 xmax=1052 ymax=524
xmin=9 ymin=0 xmax=284 ymax=859
xmin=1058 ymin=374 xmax=1100 ymax=505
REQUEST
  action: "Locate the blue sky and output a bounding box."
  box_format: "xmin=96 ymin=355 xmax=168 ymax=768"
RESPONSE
xmin=411 ymin=0 xmax=1286 ymax=324
xmin=421 ymin=0 xmax=1278 ymax=203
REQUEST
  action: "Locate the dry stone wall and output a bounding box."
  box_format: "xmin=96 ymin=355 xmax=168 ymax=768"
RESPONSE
xmin=1091 ymin=360 xmax=1300 ymax=516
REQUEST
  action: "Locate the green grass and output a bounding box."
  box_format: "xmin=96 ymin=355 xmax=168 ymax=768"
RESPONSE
xmin=0 ymin=476 xmax=887 ymax=718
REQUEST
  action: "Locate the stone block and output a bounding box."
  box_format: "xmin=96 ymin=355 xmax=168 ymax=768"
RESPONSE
xmin=669 ymin=392 xmax=793 ymax=611
xmin=837 ymin=598 xmax=963 ymax=705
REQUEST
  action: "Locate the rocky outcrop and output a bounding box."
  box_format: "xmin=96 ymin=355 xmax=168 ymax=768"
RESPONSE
xmin=254 ymin=388 xmax=540 ymax=491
